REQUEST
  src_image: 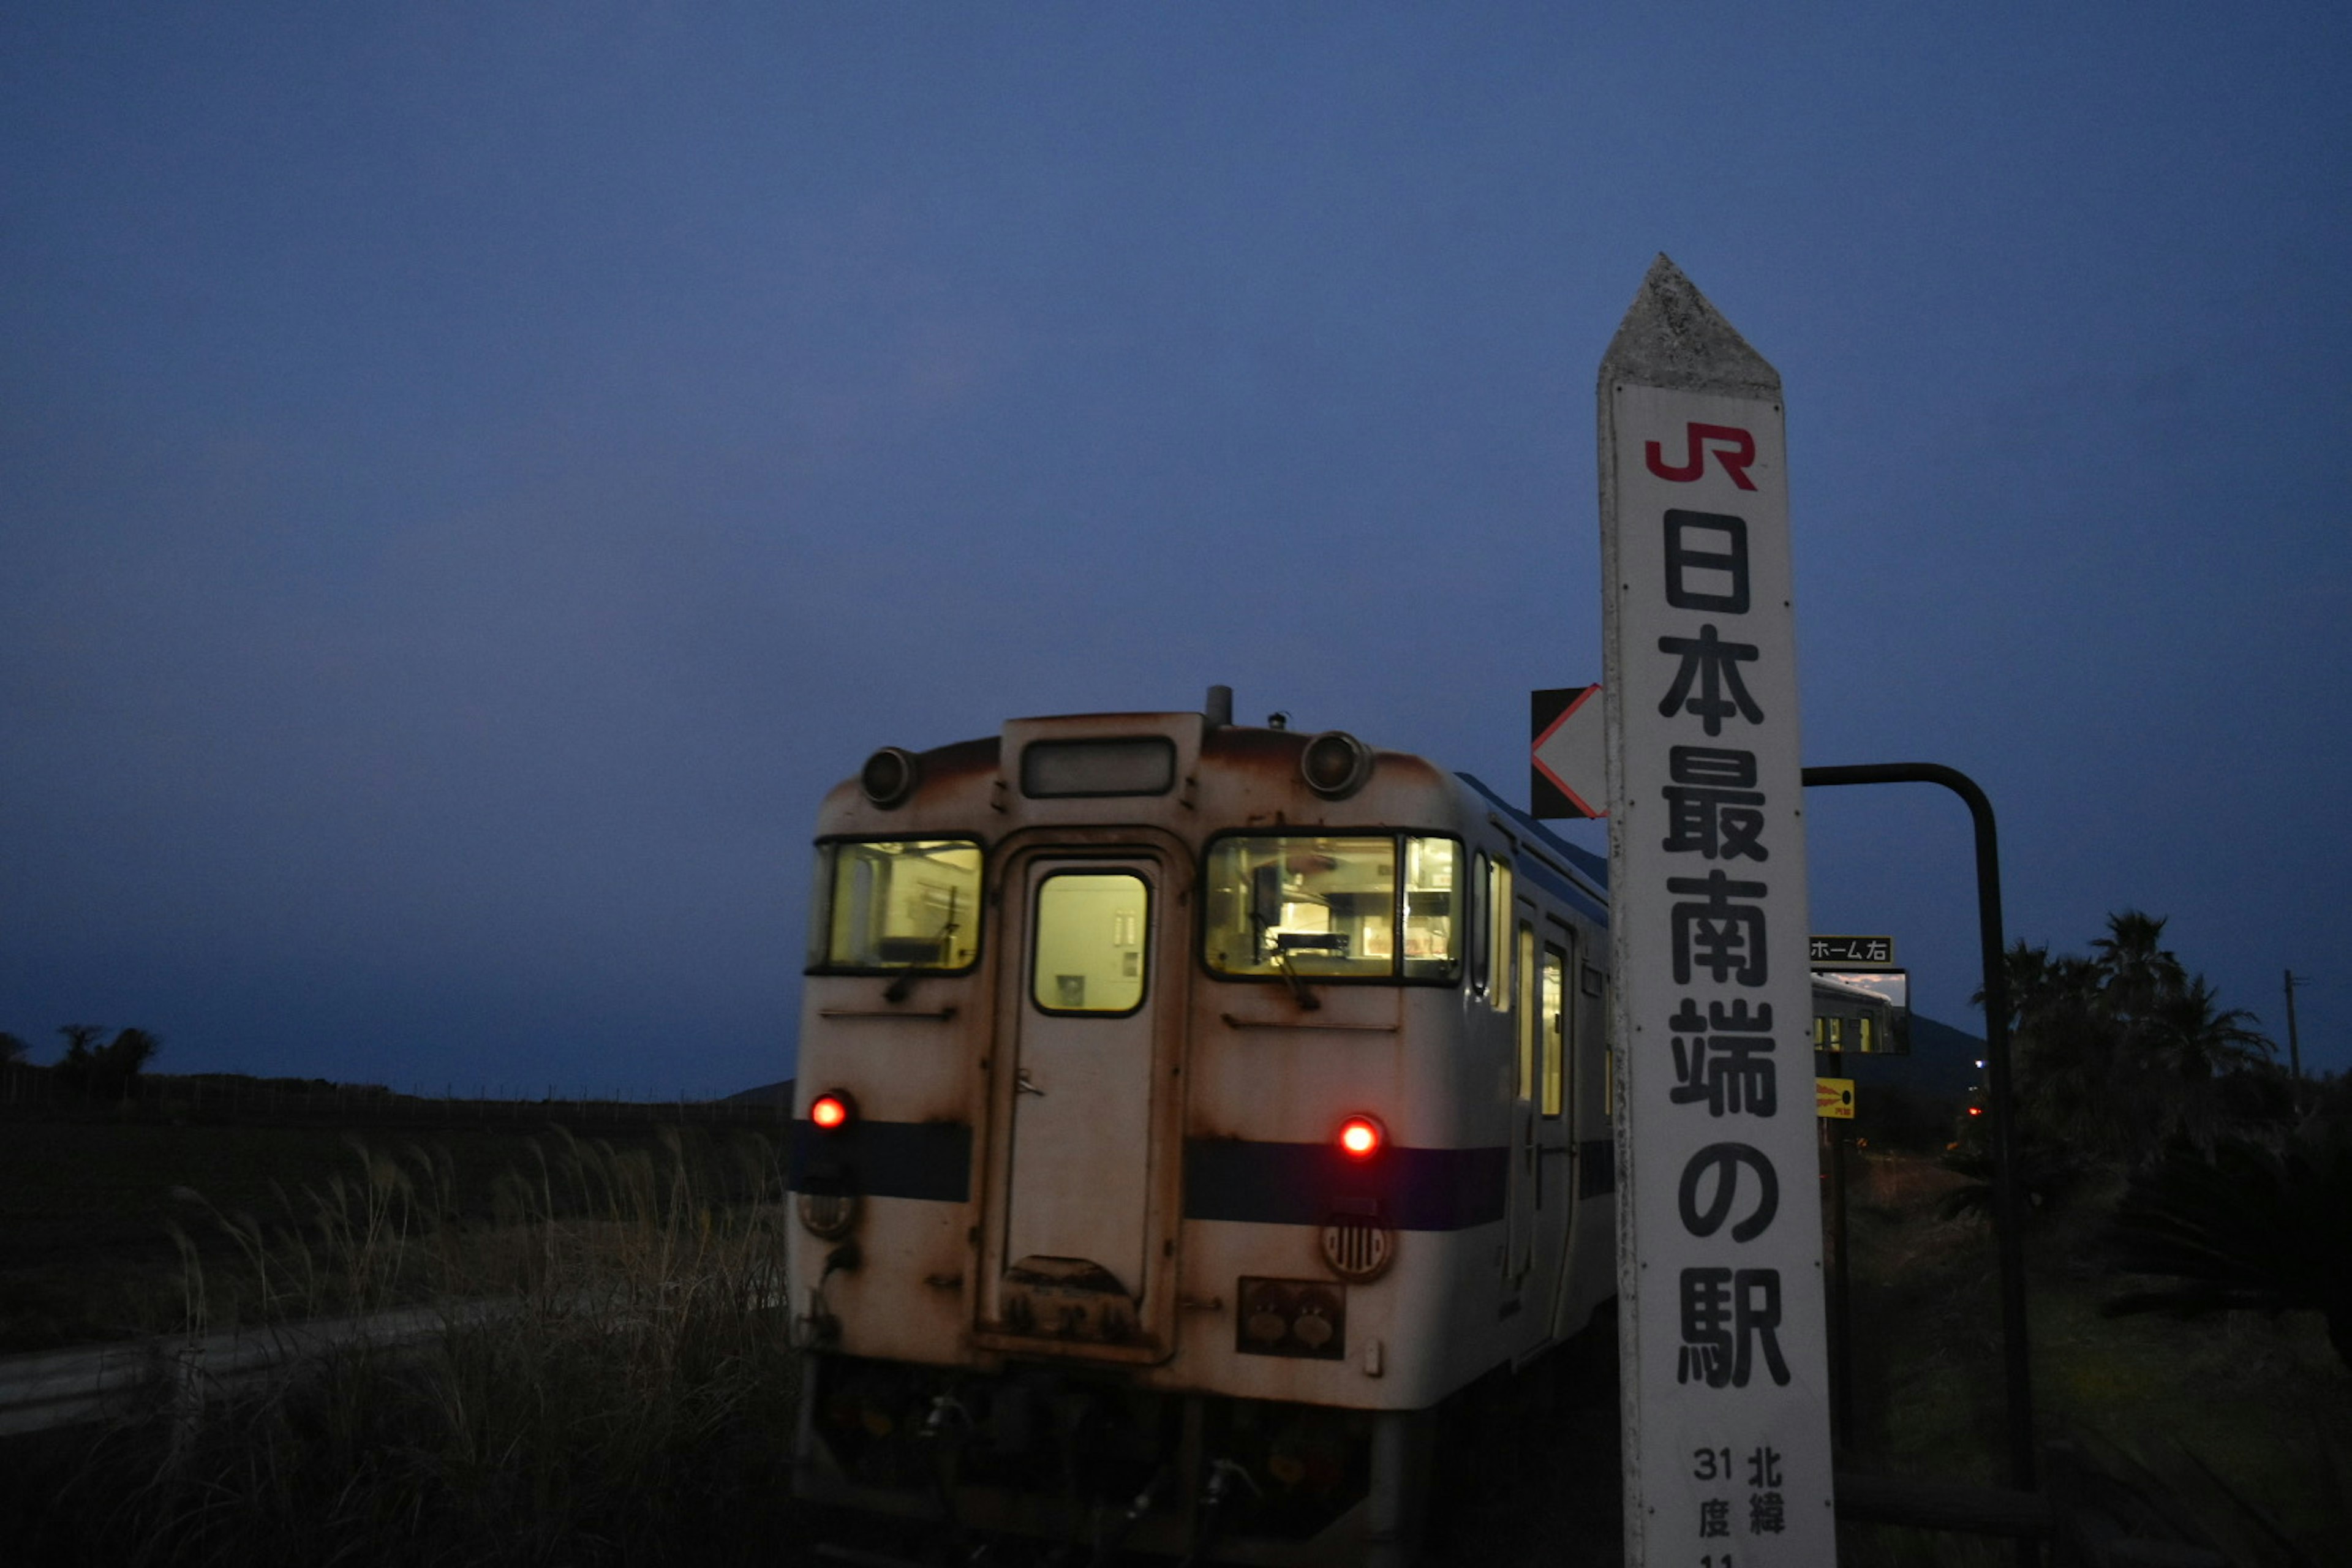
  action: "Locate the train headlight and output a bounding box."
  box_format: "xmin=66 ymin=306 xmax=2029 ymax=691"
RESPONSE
xmin=1335 ymin=1114 xmax=1384 ymax=1161
xmin=859 ymin=747 xmax=921 ymax=809
xmin=797 ymin=1189 xmax=862 ymax=1240
xmin=1299 ymin=731 xmax=1373 ymax=799
xmin=810 ymin=1090 xmax=856 ymax=1131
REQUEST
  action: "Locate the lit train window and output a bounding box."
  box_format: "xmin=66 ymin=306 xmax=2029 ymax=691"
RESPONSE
xmin=1489 ymin=861 xmax=1514 ymax=1012
xmin=1541 ymin=944 xmax=1567 ymax=1118
xmin=1200 ymin=835 xmax=1461 ymax=983
xmin=1515 ymin=922 xmax=1537 ymax=1097
xmin=807 ymin=839 xmax=983 ymax=973
xmin=1031 ymin=872 xmax=1149 ymax=1014
xmin=1400 ymin=836 xmax=1461 ymax=981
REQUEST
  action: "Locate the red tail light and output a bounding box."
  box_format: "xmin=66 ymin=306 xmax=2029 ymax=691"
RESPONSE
xmin=810 ymin=1091 xmax=855 ymax=1131
xmin=1336 ymin=1115 xmax=1384 ymax=1161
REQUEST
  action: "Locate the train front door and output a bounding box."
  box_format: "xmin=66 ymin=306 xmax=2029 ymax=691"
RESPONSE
xmin=990 ymin=856 xmax=1162 ymax=1341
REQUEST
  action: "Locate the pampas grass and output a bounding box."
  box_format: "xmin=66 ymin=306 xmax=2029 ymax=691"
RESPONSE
xmin=22 ymin=1126 xmax=805 ymax=1567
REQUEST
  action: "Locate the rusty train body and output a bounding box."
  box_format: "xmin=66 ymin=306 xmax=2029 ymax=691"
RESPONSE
xmin=786 ymin=693 xmax=1616 ymax=1564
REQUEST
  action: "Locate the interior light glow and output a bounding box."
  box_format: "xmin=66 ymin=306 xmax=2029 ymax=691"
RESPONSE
xmin=1336 ymin=1115 xmax=1384 ymax=1160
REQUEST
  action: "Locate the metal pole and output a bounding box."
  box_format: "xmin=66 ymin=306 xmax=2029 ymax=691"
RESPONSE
xmin=1825 ymin=1042 xmax=1854 ymax=1448
xmin=1801 ymin=763 xmax=2035 ymax=1502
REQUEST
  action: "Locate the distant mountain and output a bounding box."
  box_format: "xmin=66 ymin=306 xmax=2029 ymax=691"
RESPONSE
xmin=1839 ymin=1013 xmax=1985 ymax=1098
xmin=723 ymin=1078 xmax=794 ymax=1110
xmin=1828 ymin=1012 xmax=1985 ymax=1148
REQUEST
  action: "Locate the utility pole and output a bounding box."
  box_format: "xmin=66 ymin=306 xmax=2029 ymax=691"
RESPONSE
xmin=2283 ymin=970 xmax=2307 ymax=1079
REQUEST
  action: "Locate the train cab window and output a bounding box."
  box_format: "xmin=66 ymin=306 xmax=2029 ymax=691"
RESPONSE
xmin=1030 ymin=872 xmax=1148 ymax=1014
xmin=807 ymin=839 xmax=983 ymax=973
xmin=1202 ymin=834 xmax=1462 ymax=983
xmin=1540 ymin=944 xmax=1567 ymax=1117
xmin=1400 ymin=836 xmax=1461 ymax=981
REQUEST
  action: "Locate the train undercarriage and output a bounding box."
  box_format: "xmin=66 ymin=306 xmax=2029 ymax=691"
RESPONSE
xmin=794 ymin=1319 xmax=1618 ymax=1567
xmin=796 ymin=1351 xmax=1433 ymax=1567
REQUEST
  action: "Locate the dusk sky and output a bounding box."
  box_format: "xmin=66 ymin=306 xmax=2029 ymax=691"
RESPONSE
xmin=5 ymin=5 xmax=2346 ymax=1096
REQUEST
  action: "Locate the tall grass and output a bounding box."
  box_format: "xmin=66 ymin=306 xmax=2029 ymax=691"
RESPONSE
xmin=17 ymin=1126 xmax=806 ymax=1566
xmin=1832 ymin=1149 xmax=2352 ymax=1567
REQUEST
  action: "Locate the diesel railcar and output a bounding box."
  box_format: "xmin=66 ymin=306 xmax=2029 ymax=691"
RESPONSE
xmin=787 ymin=690 xmax=1615 ymax=1564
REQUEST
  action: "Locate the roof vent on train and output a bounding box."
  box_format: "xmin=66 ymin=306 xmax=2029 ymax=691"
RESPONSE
xmin=1300 ymin=731 xmax=1374 ymax=799
xmin=860 ymin=747 xmax=921 ymax=809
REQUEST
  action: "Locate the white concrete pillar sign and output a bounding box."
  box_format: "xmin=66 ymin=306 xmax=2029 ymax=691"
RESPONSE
xmin=1599 ymin=255 xmax=1836 ymax=1566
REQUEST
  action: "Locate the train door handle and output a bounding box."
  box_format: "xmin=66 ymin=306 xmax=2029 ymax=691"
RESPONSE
xmin=1016 ymin=1069 xmax=1046 ymax=1097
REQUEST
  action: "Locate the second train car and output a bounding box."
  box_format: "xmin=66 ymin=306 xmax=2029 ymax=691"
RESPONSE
xmin=787 ymin=690 xmax=1616 ymax=1565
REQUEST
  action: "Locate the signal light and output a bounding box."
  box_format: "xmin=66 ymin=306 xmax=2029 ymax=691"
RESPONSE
xmin=810 ymin=1091 xmax=856 ymax=1131
xmin=1336 ymin=1115 xmax=1385 ymax=1161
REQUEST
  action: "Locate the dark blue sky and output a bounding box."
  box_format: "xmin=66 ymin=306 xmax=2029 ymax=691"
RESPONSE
xmin=5 ymin=4 xmax=2346 ymax=1095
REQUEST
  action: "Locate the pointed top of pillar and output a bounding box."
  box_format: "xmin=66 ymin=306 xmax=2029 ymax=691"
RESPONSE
xmin=1599 ymin=254 xmax=1780 ymax=399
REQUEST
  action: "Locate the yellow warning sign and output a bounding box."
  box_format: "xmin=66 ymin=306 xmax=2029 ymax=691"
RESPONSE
xmin=1815 ymin=1077 xmax=1856 ymax=1119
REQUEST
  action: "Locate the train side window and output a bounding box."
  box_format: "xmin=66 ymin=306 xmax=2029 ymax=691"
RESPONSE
xmin=1468 ymin=855 xmax=1490 ymax=994
xmin=1515 ymin=922 xmax=1537 ymax=1099
xmin=1540 ymin=943 xmax=1567 ymax=1117
xmin=809 ymin=838 xmax=984 ymax=973
xmin=1488 ymin=861 xmax=1514 ymax=1012
xmin=1030 ymin=871 xmax=1149 ymax=1014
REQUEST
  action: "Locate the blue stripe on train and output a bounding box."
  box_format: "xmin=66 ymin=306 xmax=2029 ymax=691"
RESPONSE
xmin=1180 ymin=1139 xmax=1507 ymax=1231
xmin=789 ymin=1119 xmax=973 ymax=1202
xmin=786 ymin=1121 xmax=1610 ymax=1223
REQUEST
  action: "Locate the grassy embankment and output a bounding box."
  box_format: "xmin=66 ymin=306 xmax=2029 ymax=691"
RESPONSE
xmin=1833 ymin=1151 xmax=2351 ymax=1567
xmin=1 ymin=1117 xmax=805 ymax=1567
xmin=0 ymin=1090 xmax=782 ymax=1351
xmin=6 ymin=1110 xmax=2347 ymax=1566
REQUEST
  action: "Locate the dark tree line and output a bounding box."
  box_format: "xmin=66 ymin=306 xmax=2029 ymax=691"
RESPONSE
xmin=1991 ymin=910 xmax=2282 ymax=1166
xmin=4 ymin=1023 xmax=164 ymax=1100
xmin=1963 ymin=911 xmax=2350 ymax=1370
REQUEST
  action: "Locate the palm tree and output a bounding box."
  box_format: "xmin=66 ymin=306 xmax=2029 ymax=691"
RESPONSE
xmin=1980 ymin=941 xmax=2156 ymax=1163
xmin=2146 ymin=977 xmax=2270 ymax=1079
xmin=2090 ymin=910 xmax=2187 ymax=1020
xmin=1970 ymin=917 xmax=2280 ymax=1170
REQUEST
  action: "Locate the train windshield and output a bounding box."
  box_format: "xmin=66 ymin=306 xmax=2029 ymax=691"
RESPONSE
xmin=1201 ymin=834 xmax=1461 ymax=983
xmin=808 ymin=839 xmax=984 ymax=972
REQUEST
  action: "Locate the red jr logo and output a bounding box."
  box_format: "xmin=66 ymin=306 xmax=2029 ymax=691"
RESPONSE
xmin=1645 ymin=423 xmax=1757 ymax=491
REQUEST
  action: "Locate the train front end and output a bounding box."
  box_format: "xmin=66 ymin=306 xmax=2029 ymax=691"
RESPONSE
xmin=786 ymin=701 xmax=1611 ymax=1561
